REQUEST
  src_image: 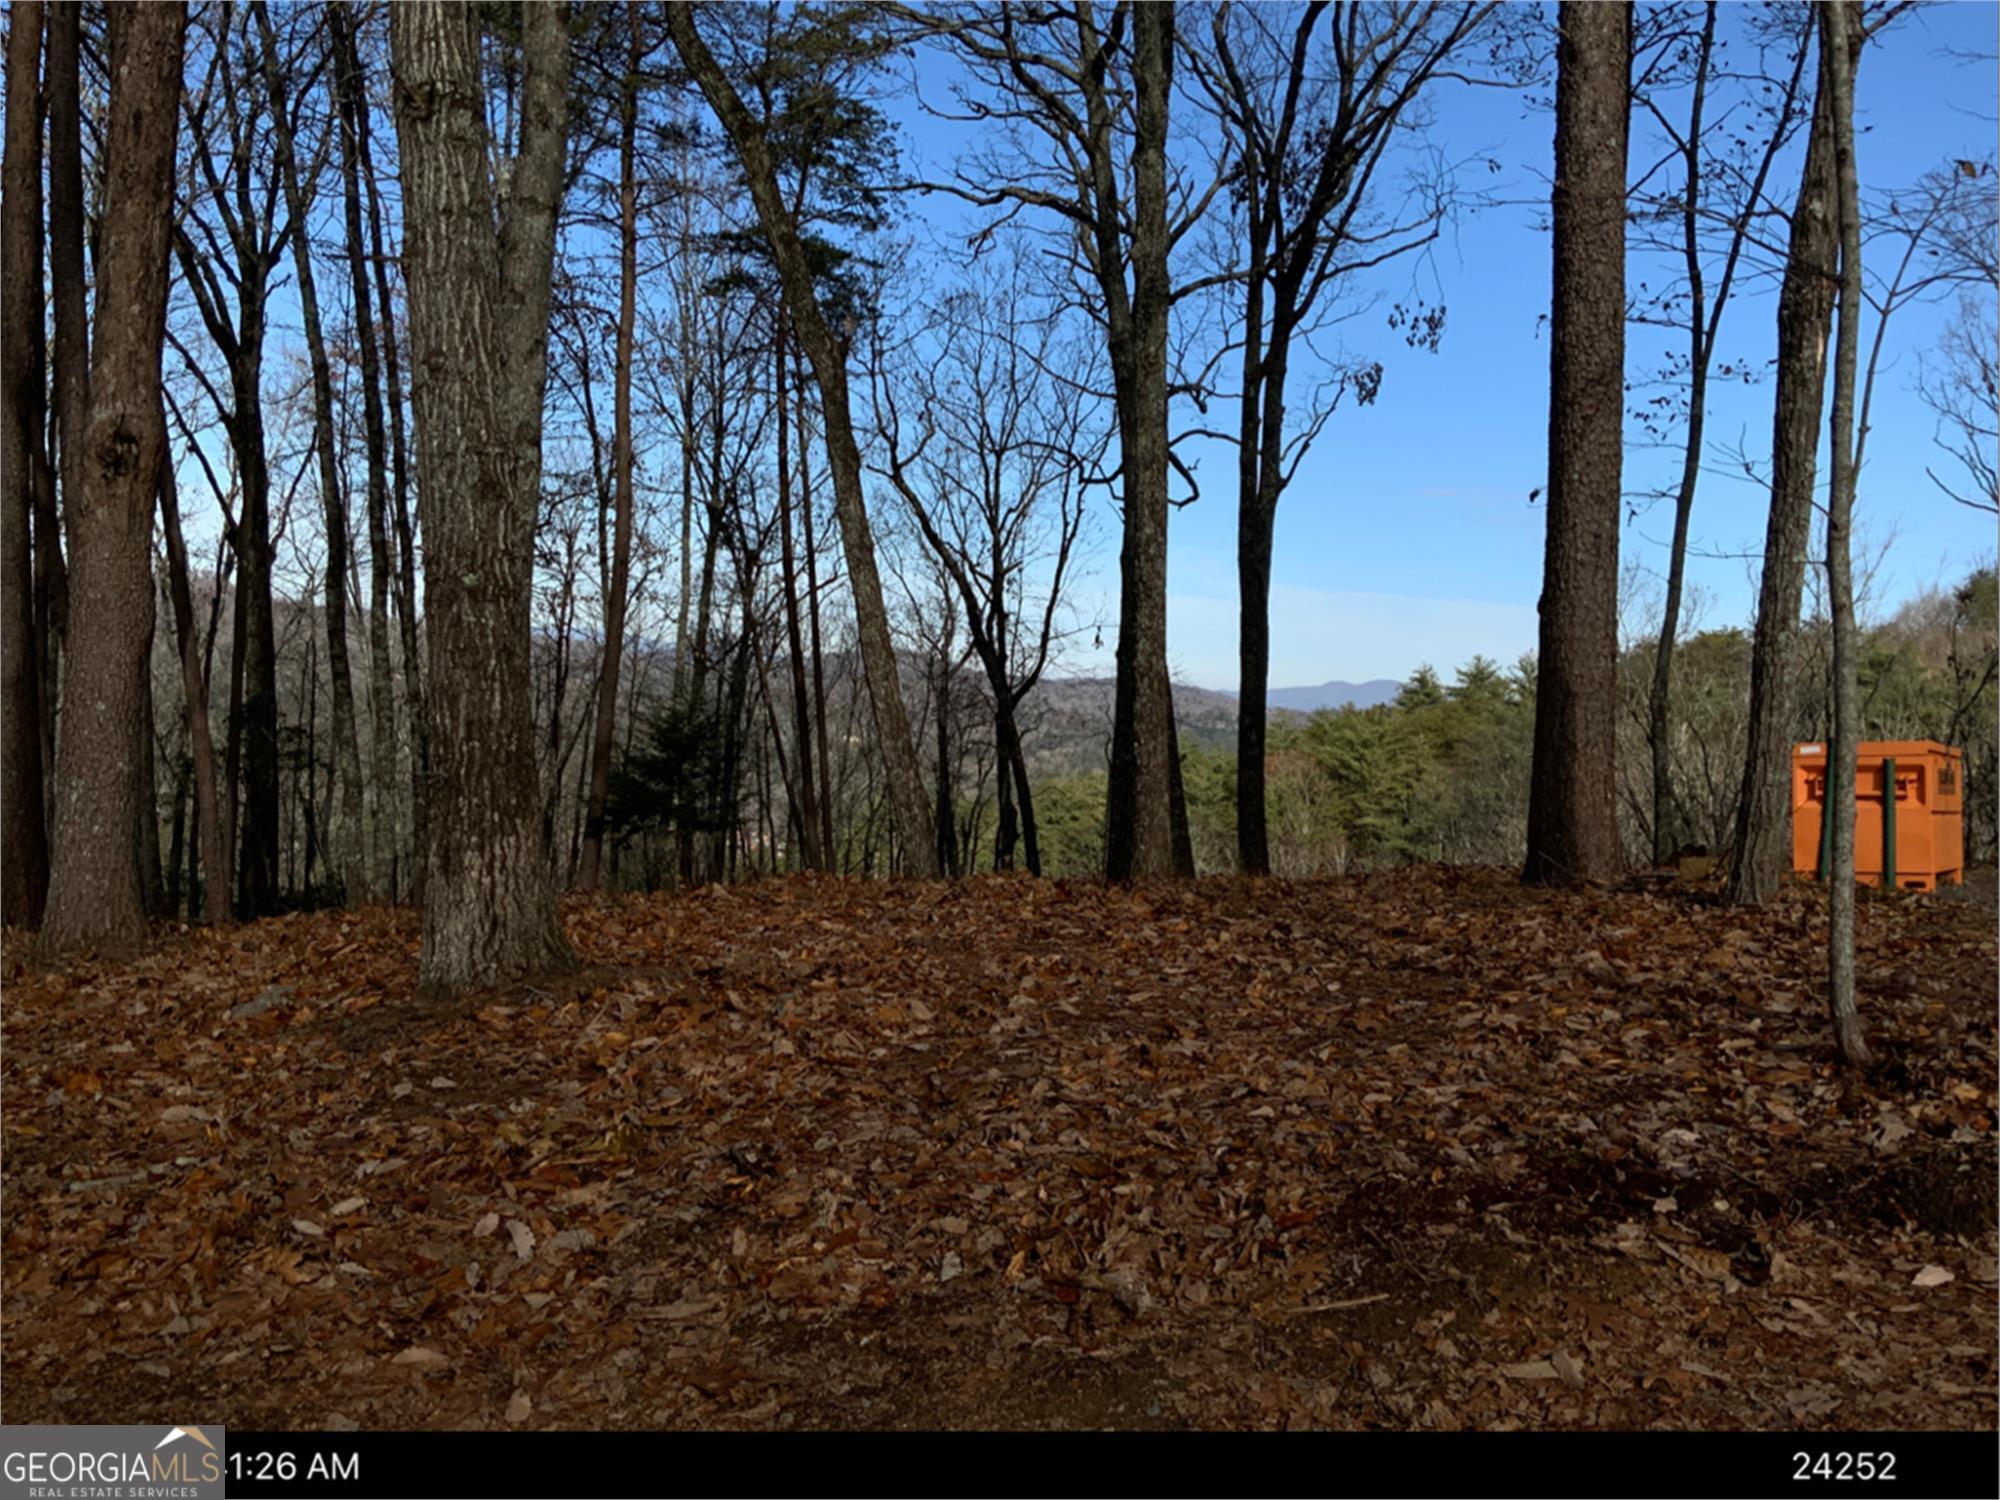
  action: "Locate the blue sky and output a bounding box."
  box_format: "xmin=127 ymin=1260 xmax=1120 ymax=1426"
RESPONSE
xmin=892 ymin=3 xmax=1999 ymax=692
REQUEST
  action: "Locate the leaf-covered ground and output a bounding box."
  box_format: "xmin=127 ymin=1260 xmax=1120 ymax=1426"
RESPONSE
xmin=4 ymin=869 xmax=1995 ymax=1432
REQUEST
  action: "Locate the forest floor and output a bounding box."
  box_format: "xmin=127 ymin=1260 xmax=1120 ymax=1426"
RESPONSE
xmin=3 ymin=867 xmax=1995 ymax=1432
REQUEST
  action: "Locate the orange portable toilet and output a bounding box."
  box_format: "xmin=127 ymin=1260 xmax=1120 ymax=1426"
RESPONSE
xmin=1792 ymin=740 xmax=1965 ymax=891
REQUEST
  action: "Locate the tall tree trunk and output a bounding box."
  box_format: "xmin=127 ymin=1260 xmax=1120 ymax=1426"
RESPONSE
xmin=671 ymin=212 xmax=697 ymax=711
xmin=799 ymin=354 xmax=835 ymax=866
xmin=258 ymin=0 xmax=368 ymax=905
xmin=164 ymin=724 xmax=187 ymax=918
xmin=392 ymin=0 xmax=575 ymax=994
xmin=1647 ymin=4 xmax=1715 ymax=866
xmin=45 ymin=0 xmax=83 ymax=653
xmin=224 ymin=567 xmax=245 ymax=891
xmin=934 ymin=659 xmax=957 ymax=878
xmin=137 ymin=614 xmax=164 ymax=916
xmin=36 ymin=1 xmax=186 ymax=960
xmin=1003 ymin=704 xmax=1041 ymax=876
xmin=1167 ymin=690 xmax=1194 ymax=876
xmin=1523 ymin=0 xmax=1628 ymax=888
xmin=1727 ymin=23 xmax=1855 ymax=906
xmin=330 ymin=0 xmax=400 ymax=901
xmin=159 ymin=455 xmax=229 ymax=924
xmin=1819 ymin=0 xmax=1870 ymax=1070
xmin=1104 ymin=0 xmax=1178 ymax=882
xmin=355 ymin=3 xmax=428 ymax=901
xmin=230 ymin=291 xmax=283 ymax=916
xmin=2 ymin=0 xmax=51 ymax=926
xmin=577 ymin=16 xmax=641 ymax=892
xmin=664 ymin=3 xmax=939 ymax=876
xmin=1235 ymin=469 xmax=1280 ymax=876
xmin=40 ymin=0 xmax=80 ymax=814
xmin=1233 ymin=147 xmax=1275 ymax=878
xmin=772 ymin=321 xmax=824 ymax=871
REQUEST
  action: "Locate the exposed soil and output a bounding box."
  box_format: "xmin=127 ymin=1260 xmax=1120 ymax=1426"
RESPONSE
xmin=3 ymin=868 xmax=1994 ymax=1431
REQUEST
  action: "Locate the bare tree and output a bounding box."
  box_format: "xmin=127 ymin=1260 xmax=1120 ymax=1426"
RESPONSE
xmin=255 ymin=0 xmax=368 ymax=904
xmin=37 ymin=1 xmax=187 ymax=959
xmin=157 ymin=452 xmax=229 ymax=925
xmin=870 ymin=260 xmax=1097 ymax=874
xmin=328 ymin=0 xmax=402 ymax=897
xmin=1910 ymin=158 xmax=1998 ymax=515
xmin=1819 ymin=0 xmax=1870 ymax=1069
xmin=1631 ymin=3 xmax=1808 ymax=864
xmin=1187 ymin=0 xmax=1493 ymax=876
xmin=907 ymin=0 xmax=1218 ymax=879
xmin=1523 ymin=1 xmax=1628 ymax=888
xmin=1726 ymin=2 xmax=1891 ymax=906
xmin=664 ymin=1 xmax=941 ymax=877
xmin=578 ymin=10 xmax=649 ymax=892
xmin=2 ymin=0 xmax=51 ymax=926
xmin=391 ymin=0 xmax=576 ymax=992
xmin=171 ymin=0 xmax=296 ymax=916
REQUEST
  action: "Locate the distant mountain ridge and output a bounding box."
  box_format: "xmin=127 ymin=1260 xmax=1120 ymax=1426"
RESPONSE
xmin=1015 ymin=674 xmax=1404 ymax=779
xmin=1224 ymin=678 xmax=1402 ymax=712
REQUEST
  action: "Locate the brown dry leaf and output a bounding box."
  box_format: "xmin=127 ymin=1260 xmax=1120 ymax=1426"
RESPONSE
xmin=2 ymin=872 xmax=1990 ymax=1433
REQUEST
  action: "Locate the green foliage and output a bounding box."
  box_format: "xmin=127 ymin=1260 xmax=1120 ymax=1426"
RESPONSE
xmin=700 ymin=2 xmax=900 ymax=328
xmin=1030 ymin=771 xmax=1109 ymax=879
xmin=608 ymin=694 xmax=740 ymax=844
xmin=1020 ymin=568 xmax=1998 ymax=881
xmin=1030 ymin=657 xmax=1535 ymax=877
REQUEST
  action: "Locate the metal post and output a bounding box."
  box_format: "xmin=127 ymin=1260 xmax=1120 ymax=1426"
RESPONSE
xmin=1816 ymin=768 xmax=1831 ymax=882
xmin=1882 ymin=756 xmax=1897 ymax=889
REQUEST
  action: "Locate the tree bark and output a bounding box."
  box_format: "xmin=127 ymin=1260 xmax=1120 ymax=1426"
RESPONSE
xmin=36 ymin=1 xmax=187 ymax=960
xmin=231 ymin=309 xmax=282 ymax=918
xmin=1819 ymin=0 xmax=1871 ymax=1070
xmin=1727 ymin=22 xmax=1857 ymax=906
xmin=137 ymin=616 xmax=164 ymax=917
xmin=933 ymin=652 xmax=957 ymax=877
xmin=1233 ymin=194 xmax=1276 ymax=876
xmin=391 ymin=0 xmax=576 ymax=993
xmin=2 ymin=0 xmax=51 ymax=927
xmin=577 ymin=14 xmax=642 ymax=892
xmin=1104 ymin=0 xmax=1179 ymax=882
xmin=1236 ymin=484 xmax=1278 ymax=875
xmin=1523 ymin=0 xmax=1627 ymax=888
xmin=664 ymin=2 xmax=939 ymax=877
